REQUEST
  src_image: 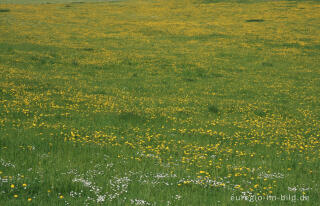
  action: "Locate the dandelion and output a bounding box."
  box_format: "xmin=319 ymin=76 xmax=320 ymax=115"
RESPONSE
xmin=10 ymin=184 xmax=15 ymax=188
xmin=14 ymin=194 xmax=18 ymax=198
xmin=27 ymin=198 xmax=32 ymax=202
xmin=22 ymin=183 xmax=27 ymax=187
xmin=59 ymin=195 xmax=64 ymax=199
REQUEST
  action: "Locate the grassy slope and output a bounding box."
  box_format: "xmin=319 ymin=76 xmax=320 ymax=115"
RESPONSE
xmin=0 ymin=0 xmax=319 ymax=205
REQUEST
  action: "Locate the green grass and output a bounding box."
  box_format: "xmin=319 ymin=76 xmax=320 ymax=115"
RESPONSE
xmin=0 ymin=0 xmax=320 ymax=205
xmin=0 ymin=0 xmax=120 ymax=4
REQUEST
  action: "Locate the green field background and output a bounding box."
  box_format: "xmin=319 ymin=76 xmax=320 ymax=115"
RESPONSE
xmin=0 ymin=0 xmax=319 ymax=205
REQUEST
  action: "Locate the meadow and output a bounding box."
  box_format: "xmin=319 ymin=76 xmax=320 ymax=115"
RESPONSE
xmin=0 ymin=0 xmax=319 ymax=205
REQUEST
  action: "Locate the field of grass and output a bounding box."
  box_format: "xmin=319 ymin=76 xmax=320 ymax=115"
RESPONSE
xmin=0 ymin=0 xmax=320 ymax=205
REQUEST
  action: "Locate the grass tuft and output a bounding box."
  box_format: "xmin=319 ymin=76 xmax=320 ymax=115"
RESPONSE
xmin=208 ymin=105 xmax=220 ymax=114
xmin=0 ymin=9 xmax=10 ymax=12
xmin=246 ymin=19 xmax=265 ymax=22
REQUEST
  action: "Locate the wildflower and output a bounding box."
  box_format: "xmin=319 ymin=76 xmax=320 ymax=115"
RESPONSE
xmin=14 ymin=194 xmax=18 ymax=198
xmin=234 ymin=185 xmax=241 ymax=189
xmin=28 ymin=198 xmax=32 ymax=202
xmin=22 ymin=183 xmax=27 ymax=187
xmin=10 ymin=184 xmax=15 ymax=188
xmin=59 ymin=195 xmax=64 ymax=199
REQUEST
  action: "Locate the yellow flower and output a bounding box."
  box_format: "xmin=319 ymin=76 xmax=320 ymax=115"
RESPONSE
xmin=27 ymin=198 xmax=32 ymax=202
xmin=59 ymin=195 xmax=64 ymax=199
xmin=14 ymin=194 xmax=18 ymax=198
xmin=234 ymin=185 xmax=241 ymax=189
xmin=22 ymin=183 xmax=27 ymax=187
xmin=10 ymin=184 xmax=15 ymax=188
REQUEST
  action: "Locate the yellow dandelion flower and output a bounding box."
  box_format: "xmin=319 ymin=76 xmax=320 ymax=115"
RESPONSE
xmin=59 ymin=195 xmax=64 ymax=199
xmin=22 ymin=183 xmax=27 ymax=187
xmin=10 ymin=184 xmax=15 ymax=188
xmin=14 ymin=194 xmax=18 ymax=198
xmin=28 ymin=198 xmax=32 ymax=202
